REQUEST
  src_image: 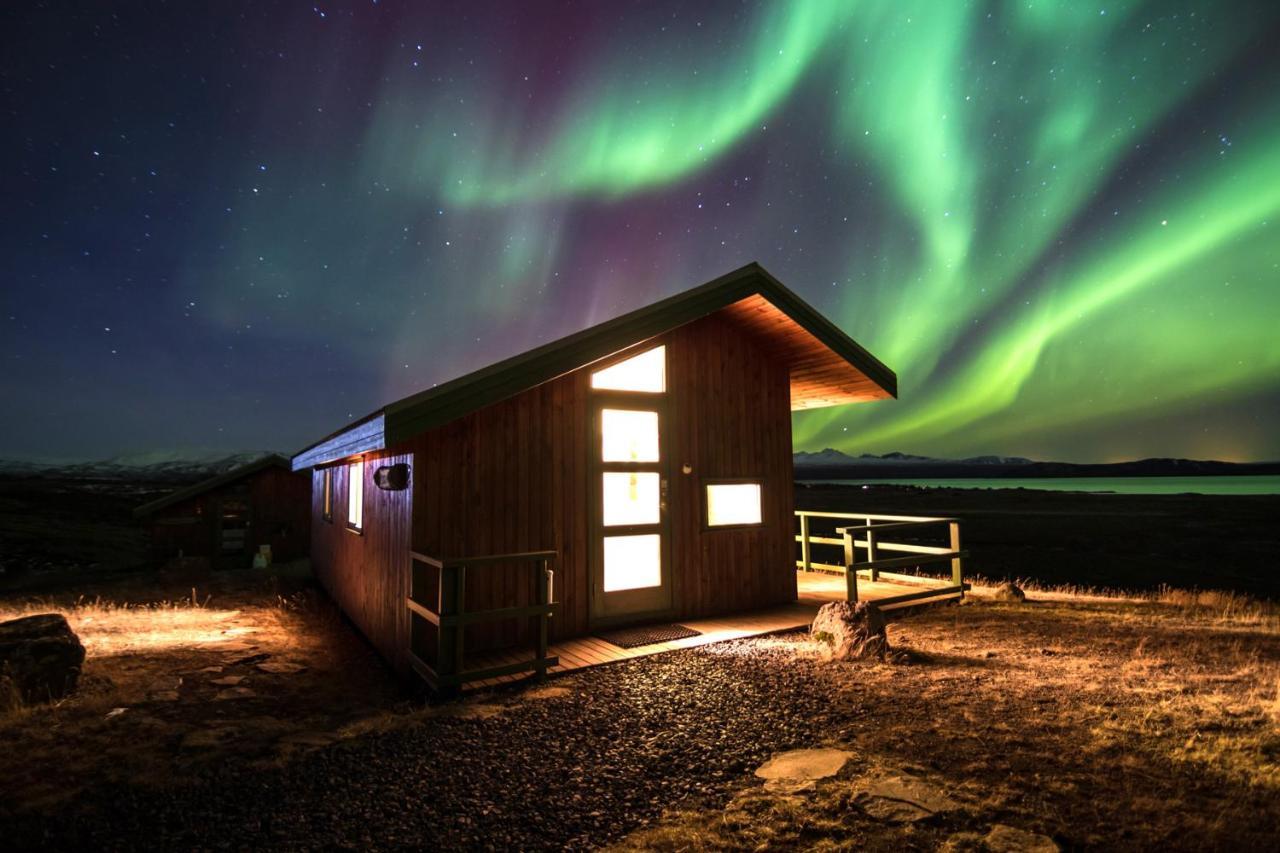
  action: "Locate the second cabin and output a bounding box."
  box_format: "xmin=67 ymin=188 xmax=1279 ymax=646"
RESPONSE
xmin=291 ymin=263 xmax=901 ymax=690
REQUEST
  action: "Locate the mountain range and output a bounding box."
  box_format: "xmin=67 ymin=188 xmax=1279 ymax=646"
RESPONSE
xmin=1 ymin=448 xmax=1276 ymax=483
xmin=0 ymin=450 xmax=279 ymax=482
xmin=793 ymin=449 xmax=1280 ymax=478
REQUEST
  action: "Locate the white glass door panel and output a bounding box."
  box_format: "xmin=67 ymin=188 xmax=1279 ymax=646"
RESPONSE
xmin=600 ymin=408 xmax=659 ymax=462
xmin=602 ymin=472 xmax=661 ymax=527
xmin=603 ymin=533 xmax=662 ymax=591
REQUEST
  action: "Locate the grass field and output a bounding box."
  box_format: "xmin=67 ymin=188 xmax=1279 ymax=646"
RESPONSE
xmin=3 ymin=565 xmax=1278 ymax=848
xmin=3 ymin=476 xmax=1277 ymax=847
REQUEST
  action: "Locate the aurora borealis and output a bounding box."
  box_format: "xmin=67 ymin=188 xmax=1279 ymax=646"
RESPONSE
xmin=3 ymin=1 xmax=1278 ymax=462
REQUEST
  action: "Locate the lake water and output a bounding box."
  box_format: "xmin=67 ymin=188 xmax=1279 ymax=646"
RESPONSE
xmin=796 ymin=475 xmax=1280 ymax=495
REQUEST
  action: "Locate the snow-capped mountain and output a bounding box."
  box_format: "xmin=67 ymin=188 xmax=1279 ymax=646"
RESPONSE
xmin=0 ymin=450 xmax=279 ymax=481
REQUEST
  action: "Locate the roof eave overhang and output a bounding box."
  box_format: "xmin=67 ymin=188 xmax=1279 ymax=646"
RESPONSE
xmin=290 ymin=413 xmax=386 ymax=472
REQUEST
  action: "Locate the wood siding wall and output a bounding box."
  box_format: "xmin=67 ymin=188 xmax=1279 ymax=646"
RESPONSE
xmin=148 ymin=467 xmax=311 ymax=562
xmin=312 ymin=311 xmax=797 ymax=675
xmin=310 ymin=454 xmax=413 ymax=672
xmin=666 ymin=313 xmax=797 ymax=618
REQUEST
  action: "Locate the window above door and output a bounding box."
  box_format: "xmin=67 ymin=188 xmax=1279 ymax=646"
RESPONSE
xmin=590 ymin=345 xmax=665 ymax=393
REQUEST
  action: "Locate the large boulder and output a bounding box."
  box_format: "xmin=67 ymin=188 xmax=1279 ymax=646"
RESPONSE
xmin=810 ymin=600 xmax=888 ymax=661
xmin=0 ymin=613 xmax=86 ymax=705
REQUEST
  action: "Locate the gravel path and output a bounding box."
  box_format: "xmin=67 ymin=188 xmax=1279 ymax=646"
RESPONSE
xmin=8 ymin=637 xmax=852 ymax=851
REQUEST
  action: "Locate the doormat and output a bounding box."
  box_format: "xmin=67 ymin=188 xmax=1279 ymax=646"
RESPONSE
xmin=596 ymin=623 xmax=701 ymax=649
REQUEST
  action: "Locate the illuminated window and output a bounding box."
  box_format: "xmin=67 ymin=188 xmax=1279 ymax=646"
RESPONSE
xmin=603 ymin=533 xmax=661 ymax=591
xmin=602 ymin=472 xmax=660 ymax=526
xmin=322 ymin=469 xmax=333 ymax=522
xmin=590 ymin=346 xmax=665 ymax=393
xmin=706 ymin=482 xmax=762 ymax=527
xmin=348 ymin=460 xmax=363 ymax=531
xmin=601 ymin=408 xmax=659 ymax=462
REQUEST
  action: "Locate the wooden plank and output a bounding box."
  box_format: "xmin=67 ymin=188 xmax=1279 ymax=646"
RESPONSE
xmin=796 ymin=510 xmax=954 ymax=523
xmin=441 ymin=550 xmax=558 ymax=567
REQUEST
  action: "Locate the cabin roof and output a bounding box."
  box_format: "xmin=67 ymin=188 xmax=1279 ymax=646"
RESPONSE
xmin=133 ymin=454 xmax=292 ymax=519
xmin=291 ymin=262 xmax=896 ymax=471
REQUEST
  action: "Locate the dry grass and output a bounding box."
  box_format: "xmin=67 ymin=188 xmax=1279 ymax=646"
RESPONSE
xmin=614 ymin=588 xmax=1280 ymax=850
xmin=0 ymin=566 xmax=402 ymax=813
xmin=4 ymin=566 xmax=1279 ymax=847
xmin=1 ymin=592 xmax=297 ymax=718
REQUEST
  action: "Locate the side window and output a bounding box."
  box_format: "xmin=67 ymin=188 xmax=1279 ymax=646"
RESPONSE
xmin=347 ymin=460 xmax=363 ymax=532
xmin=705 ymin=481 xmax=763 ymax=527
xmin=321 ymin=469 xmax=333 ymax=522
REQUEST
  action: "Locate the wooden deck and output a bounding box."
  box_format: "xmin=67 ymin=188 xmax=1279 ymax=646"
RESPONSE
xmin=461 ymin=571 xmax=957 ymax=691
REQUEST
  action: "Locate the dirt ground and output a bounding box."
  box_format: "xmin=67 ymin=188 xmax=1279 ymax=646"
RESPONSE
xmin=3 ymin=567 xmax=1278 ymax=849
xmin=0 ymin=563 xmax=405 ymax=814
xmin=617 ymin=589 xmax=1280 ymax=851
xmin=3 ymin=477 xmax=1278 ymax=847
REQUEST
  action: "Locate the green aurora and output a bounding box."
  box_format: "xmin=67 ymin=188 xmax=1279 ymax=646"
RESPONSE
xmin=355 ymin=0 xmax=1280 ymax=461
xmin=5 ymin=0 xmax=1276 ymax=462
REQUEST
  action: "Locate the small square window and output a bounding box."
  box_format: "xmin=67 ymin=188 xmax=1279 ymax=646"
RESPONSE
xmin=705 ymin=482 xmax=762 ymax=527
xmin=348 ymin=460 xmax=364 ymax=531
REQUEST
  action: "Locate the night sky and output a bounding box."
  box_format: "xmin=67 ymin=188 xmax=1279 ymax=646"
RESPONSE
xmin=4 ymin=1 xmax=1279 ymax=464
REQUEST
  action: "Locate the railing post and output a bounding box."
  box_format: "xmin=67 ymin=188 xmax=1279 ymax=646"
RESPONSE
xmin=842 ymin=528 xmax=859 ymax=602
xmin=535 ymin=559 xmax=550 ymax=680
xmin=866 ymin=517 xmax=879 ymax=583
xmin=437 ymin=564 xmax=460 ymax=686
xmin=799 ymin=513 xmax=812 ymax=573
xmin=454 ymin=566 xmax=466 ymax=678
xmin=949 ymin=521 xmax=963 ymax=594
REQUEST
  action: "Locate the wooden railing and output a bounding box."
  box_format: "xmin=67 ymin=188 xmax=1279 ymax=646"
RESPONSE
xmin=796 ymin=511 xmax=966 ymax=606
xmin=407 ymin=549 xmax=558 ymax=693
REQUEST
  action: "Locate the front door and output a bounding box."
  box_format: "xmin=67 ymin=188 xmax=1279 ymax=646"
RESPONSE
xmin=217 ymin=498 xmax=249 ymax=556
xmin=589 ymin=345 xmax=672 ymax=622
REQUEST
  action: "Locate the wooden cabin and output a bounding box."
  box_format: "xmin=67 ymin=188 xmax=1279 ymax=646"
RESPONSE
xmin=134 ymin=454 xmax=311 ymax=566
xmin=291 ymin=263 xmax=897 ymax=690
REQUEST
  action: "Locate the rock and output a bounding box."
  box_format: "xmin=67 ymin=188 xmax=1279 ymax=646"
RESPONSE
xmin=810 ymin=601 xmax=888 ymax=661
xmin=754 ymin=748 xmax=852 ymax=787
xmin=256 ymin=661 xmax=306 ymax=675
xmin=854 ymin=771 xmax=958 ymax=823
xmin=983 ymin=824 xmax=1060 ymax=852
xmin=523 ymin=685 xmax=571 ymax=701
xmin=211 ymin=675 xmax=247 ymax=686
xmin=225 ymin=652 xmax=270 ymax=666
xmin=0 ymin=613 xmax=86 ymax=704
xmin=993 ymin=581 xmax=1026 ymax=602
xmin=214 ymin=686 xmax=257 ymax=700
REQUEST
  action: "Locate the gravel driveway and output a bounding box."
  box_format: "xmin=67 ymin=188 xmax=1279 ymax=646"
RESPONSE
xmin=7 ymin=637 xmax=851 ymax=851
